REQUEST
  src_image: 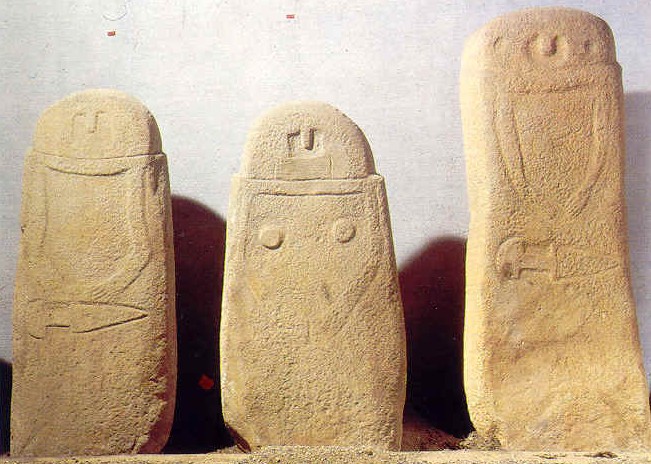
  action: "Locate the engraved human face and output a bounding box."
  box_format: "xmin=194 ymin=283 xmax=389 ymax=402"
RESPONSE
xmin=35 ymin=90 xmax=161 ymax=159
xmin=488 ymin=13 xmax=614 ymax=70
xmin=523 ymin=31 xmax=609 ymax=67
xmin=62 ymin=108 xmax=156 ymax=159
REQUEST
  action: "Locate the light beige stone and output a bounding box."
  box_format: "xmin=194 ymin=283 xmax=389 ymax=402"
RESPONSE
xmin=3 ymin=449 xmax=651 ymax=464
xmin=11 ymin=89 xmax=177 ymax=456
xmin=460 ymin=8 xmax=651 ymax=451
xmin=220 ymin=101 xmax=406 ymax=451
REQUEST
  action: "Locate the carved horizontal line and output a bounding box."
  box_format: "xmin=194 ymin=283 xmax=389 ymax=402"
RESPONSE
xmin=35 ymin=151 xmax=166 ymax=160
xmin=237 ymin=175 xmax=384 ymax=196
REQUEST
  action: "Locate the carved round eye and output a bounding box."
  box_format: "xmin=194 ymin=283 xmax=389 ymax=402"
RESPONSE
xmin=333 ymin=219 xmax=356 ymax=243
xmin=258 ymin=226 xmax=284 ymax=249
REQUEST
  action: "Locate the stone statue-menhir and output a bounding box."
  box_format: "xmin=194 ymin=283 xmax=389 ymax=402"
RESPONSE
xmin=11 ymin=89 xmax=177 ymax=456
xmin=220 ymin=101 xmax=406 ymax=451
xmin=461 ymin=8 xmax=651 ymax=451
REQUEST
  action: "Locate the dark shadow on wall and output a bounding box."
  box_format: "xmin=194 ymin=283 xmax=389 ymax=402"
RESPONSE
xmin=624 ymin=92 xmax=651 ymax=405
xmin=0 ymin=359 xmax=11 ymax=455
xmin=163 ymin=196 xmax=233 ymax=453
xmin=399 ymin=237 xmax=472 ymax=447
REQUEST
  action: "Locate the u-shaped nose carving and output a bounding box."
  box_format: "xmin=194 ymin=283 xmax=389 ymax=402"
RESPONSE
xmin=73 ymin=111 xmax=105 ymax=135
xmin=291 ymin=127 xmax=315 ymax=151
xmin=280 ymin=126 xmax=330 ymax=180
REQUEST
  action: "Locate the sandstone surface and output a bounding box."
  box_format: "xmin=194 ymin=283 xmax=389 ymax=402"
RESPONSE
xmin=460 ymin=8 xmax=651 ymax=451
xmin=220 ymin=101 xmax=406 ymax=450
xmin=2 ymin=449 xmax=651 ymax=464
xmin=11 ymin=89 xmax=177 ymax=456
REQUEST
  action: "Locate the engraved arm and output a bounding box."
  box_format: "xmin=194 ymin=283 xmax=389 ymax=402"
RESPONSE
xmin=495 ymin=95 xmax=529 ymax=197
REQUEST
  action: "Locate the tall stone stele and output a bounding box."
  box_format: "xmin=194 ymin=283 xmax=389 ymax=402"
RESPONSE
xmin=461 ymin=8 xmax=651 ymax=451
xmin=12 ymin=89 xmax=177 ymax=456
xmin=220 ymin=101 xmax=406 ymax=451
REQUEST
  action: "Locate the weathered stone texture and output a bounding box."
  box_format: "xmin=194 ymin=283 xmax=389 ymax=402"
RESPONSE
xmin=220 ymin=101 xmax=406 ymax=450
xmin=11 ymin=89 xmax=176 ymax=456
xmin=461 ymin=8 xmax=651 ymax=451
xmin=2 ymin=449 xmax=651 ymax=464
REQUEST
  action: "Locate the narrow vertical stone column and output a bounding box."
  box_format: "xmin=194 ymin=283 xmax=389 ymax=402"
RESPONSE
xmin=461 ymin=8 xmax=651 ymax=451
xmin=11 ymin=89 xmax=177 ymax=456
xmin=220 ymin=101 xmax=406 ymax=451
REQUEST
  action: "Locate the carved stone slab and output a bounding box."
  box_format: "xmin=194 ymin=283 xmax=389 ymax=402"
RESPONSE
xmin=220 ymin=102 xmax=406 ymax=450
xmin=460 ymin=8 xmax=651 ymax=451
xmin=11 ymin=90 xmax=177 ymax=456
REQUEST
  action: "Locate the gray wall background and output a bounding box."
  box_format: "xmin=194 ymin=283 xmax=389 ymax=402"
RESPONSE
xmin=1 ymin=1 xmax=650 ymax=381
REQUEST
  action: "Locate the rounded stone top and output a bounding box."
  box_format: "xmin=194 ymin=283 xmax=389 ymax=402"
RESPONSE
xmin=241 ymin=101 xmax=376 ymax=180
xmin=34 ymin=89 xmax=162 ymax=159
xmin=462 ymin=8 xmax=616 ymax=72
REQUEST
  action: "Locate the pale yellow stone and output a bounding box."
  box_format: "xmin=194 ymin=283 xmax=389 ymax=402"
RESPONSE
xmin=11 ymin=89 xmax=177 ymax=456
xmin=220 ymin=101 xmax=406 ymax=451
xmin=460 ymin=8 xmax=651 ymax=451
xmin=3 ymin=449 xmax=651 ymax=464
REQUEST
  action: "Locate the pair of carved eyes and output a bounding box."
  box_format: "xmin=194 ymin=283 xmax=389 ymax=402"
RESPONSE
xmin=258 ymin=219 xmax=357 ymax=250
xmin=529 ymin=34 xmax=596 ymax=59
xmin=493 ymin=34 xmax=597 ymax=61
